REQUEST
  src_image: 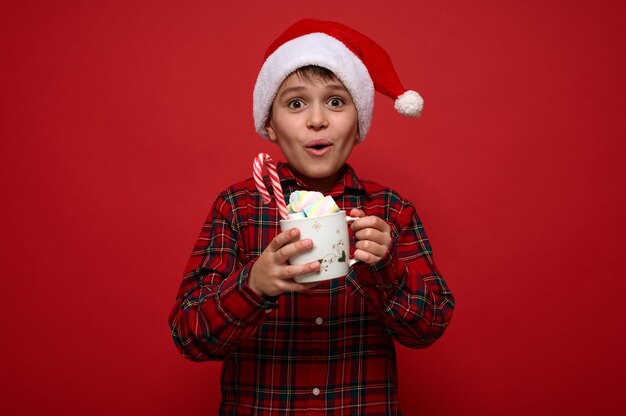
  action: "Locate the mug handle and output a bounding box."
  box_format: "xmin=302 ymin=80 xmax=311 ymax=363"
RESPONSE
xmin=345 ymin=216 xmax=360 ymax=266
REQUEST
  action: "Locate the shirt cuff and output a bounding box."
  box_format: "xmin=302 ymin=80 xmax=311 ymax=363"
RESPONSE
xmin=355 ymin=242 xmax=405 ymax=289
xmin=215 ymin=262 xmax=278 ymax=324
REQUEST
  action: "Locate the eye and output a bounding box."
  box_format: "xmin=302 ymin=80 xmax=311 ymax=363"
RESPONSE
xmin=287 ymin=99 xmax=305 ymax=110
xmin=328 ymin=97 xmax=345 ymax=107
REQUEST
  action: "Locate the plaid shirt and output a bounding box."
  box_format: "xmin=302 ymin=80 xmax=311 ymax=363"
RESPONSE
xmin=169 ymin=163 xmax=454 ymax=415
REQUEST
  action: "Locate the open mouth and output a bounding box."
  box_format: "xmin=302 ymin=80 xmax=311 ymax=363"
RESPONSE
xmin=306 ymin=140 xmax=333 ymax=152
xmin=309 ymin=143 xmax=331 ymax=150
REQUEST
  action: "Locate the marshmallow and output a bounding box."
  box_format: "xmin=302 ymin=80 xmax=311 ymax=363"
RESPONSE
xmin=287 ymin=191 xmax=340 ymax=217
xmin=304 ymin=196 xmax=340 ymax=217
xmin=288 ymin=191 xmax=324 ymax=213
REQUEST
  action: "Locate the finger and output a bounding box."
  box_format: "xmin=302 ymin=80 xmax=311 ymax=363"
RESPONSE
xmin=267 ymin=227 xmax=300 ymax=252
xmin=353 ymin=248 xmax=381 ymax=264
xmin=270 ymin=263 xmax=321 ymax=294
xmin=354 ymin=228 xmax=391 ymax=246
xmin=355 ymin=240 xmax=388 ymax=259
xmin=274 ymin=239 xmax=315 ymax=264
xmin=280 ymin=260 xmax=320 ymax=279
xmin=349 ymin=208 xmax=366 ymax=218
xmin=352 ymin=216 xmax=390 ymax=233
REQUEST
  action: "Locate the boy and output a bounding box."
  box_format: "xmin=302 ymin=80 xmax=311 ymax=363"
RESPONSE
xmin=169 ymin=19 xmax=454 ymax=415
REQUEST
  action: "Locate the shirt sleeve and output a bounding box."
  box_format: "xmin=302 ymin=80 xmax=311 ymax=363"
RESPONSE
xmin=168 ymin=193 xmax=276 ymax=361
xmin=349 ymin=201 xmax=455 ymax=349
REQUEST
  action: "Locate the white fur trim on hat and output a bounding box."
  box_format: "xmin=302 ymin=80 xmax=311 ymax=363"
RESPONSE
xmin=253 ymin=33 xmax=375 ymax=142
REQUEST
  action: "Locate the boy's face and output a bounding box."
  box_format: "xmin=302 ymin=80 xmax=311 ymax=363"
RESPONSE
xmin=266 ymin=72 xmax=358 ymax=193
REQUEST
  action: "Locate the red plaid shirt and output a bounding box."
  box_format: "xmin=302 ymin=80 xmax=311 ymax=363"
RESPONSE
xmin=169 ymin=163 xmax=454 ymax=415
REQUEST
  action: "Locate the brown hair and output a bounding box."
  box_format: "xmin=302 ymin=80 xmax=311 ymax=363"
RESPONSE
xmin=292 ymin=65 xmax=337 ymax=82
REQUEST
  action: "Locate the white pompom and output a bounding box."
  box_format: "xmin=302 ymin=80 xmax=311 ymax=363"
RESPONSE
xmin=394 ymin=90 xmax=423 ymax=118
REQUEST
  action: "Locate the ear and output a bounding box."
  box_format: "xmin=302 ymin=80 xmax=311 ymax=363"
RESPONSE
xmin=265 ymin=120 xmax=277 ymax=142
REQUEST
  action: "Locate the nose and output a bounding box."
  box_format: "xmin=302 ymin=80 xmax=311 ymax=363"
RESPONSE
xmin=306 ymin=104 xmax=328 ymax=130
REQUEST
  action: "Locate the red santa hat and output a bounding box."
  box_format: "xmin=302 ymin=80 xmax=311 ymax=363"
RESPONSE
xmin=253 ymin=18 xmax=424 ymax=142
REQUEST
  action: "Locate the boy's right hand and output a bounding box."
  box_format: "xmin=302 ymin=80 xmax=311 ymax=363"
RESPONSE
xmin=248 ymin=228 xmax=321 ymax=297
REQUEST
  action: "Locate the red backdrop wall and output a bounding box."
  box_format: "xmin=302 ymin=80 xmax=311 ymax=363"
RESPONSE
xmin=2 ymin=0 xmax=625 ymax=414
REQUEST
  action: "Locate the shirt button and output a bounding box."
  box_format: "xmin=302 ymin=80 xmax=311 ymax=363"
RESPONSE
xmin=312 ymin=388 xmax=320 ymax=396
xmin=315 ymin=317 xmax=323 ymax=325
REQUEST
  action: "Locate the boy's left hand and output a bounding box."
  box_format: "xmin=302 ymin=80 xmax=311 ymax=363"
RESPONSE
xmin=349 ymin=208 xmax=392 ymax=265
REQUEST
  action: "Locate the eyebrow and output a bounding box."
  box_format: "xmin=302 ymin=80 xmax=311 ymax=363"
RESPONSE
xmin=278 ymin=83 xmax=348 ymax=99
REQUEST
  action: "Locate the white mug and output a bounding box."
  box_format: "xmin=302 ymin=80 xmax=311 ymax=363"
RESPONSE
xmin=280 ymin=211 xmax=358 ymax=283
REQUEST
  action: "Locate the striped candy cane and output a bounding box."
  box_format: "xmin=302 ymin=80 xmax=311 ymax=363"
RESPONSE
xmin=253 ymin=153 xmax=289 ymax=219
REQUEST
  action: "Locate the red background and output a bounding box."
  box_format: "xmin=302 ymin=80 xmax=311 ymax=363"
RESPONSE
xmin=2 ymin=0 xmax=625 ymax=414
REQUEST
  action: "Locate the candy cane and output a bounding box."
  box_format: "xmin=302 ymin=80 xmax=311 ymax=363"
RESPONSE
xmin=253 ymin=153 xmax=289 ymax=219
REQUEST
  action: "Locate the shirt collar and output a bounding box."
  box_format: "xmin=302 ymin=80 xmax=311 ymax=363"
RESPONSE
xmin=277 ymin=162 xmax=367 ymax=196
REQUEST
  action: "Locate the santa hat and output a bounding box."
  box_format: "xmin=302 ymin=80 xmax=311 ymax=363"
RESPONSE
xmin=253 ymin=18 xmax=423 ymax=142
